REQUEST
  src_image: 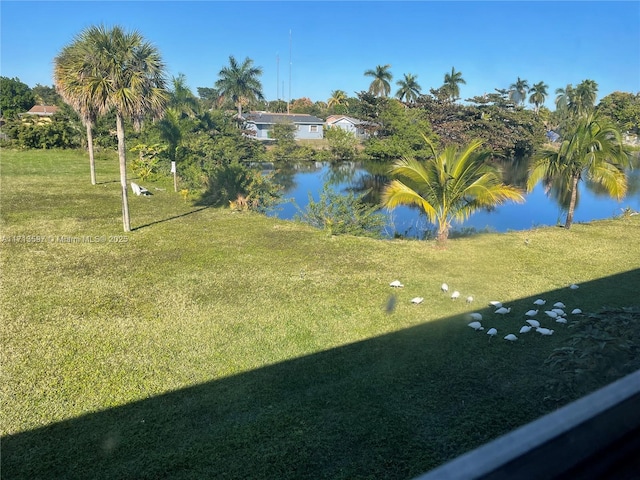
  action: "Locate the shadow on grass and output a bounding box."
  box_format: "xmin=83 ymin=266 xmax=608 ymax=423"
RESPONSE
xmin=3 ymin=269 xmax=639 ymax=480
xmin=132 ymin=207 xmax=209 ymax=231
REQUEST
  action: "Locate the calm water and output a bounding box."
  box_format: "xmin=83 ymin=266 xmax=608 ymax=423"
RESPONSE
xmin=266 ymin=159 xmax=640 ymax=238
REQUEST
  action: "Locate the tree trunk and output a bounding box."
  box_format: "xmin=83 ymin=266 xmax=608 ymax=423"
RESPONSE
xmin=86 ymin=123 xmax=96 ymax=185
xmin=565 ymin=174 xmax=580 ymax=229
xmin=116 ymin=114 xmax=131 ymax=232
xmin=437 ymin=222 xmax=449 ymax=244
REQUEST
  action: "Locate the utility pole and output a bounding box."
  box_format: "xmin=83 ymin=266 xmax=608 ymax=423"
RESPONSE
xmin=287 ymin=29 xmax=292 ymax=114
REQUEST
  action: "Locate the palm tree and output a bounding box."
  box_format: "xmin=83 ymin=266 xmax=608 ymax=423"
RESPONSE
xmin=54 ymin=32 xmax=101 ymax=185
xmin=528 ymin=81 xmax=548 ymax=114
xmin=364 ymin=64 xmax=393 ymax=97
xmin=328 ymin=89 xmax=349 ymax=109
xmin=509 ymin=77 xmax=530 ymax=106
xmin=382 ymin=136 xmax=524 ymax=242
xmin=574 ymin=79 xmax=598 ymax=116
xmin=214 ymin=55 xmax=264 ymax=120
xmin=395 ymin=73 xmax=422 ymax=103
xmin=58 ymin=25 xmax=168 ymax=232
xmin=527 ymin=114 xmax=630 ymax=229
xmin=441 ymin=67 xmax=466 ymax=102
xmin=555 ymin=84 xmax=575 ymax=111
xmin=169 ymin=73 xmax=199 ymax=118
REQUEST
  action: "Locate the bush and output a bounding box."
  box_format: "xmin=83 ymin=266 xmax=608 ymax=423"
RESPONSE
xmin=325 ymin=126 xmax=358 ymax=160
xmin=295 ymin=183 xmax=386 ymax=238
xmin=197 ymin=161 xmax=282 ymax=212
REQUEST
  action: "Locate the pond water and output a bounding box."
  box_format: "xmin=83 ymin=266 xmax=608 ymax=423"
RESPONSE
xmin=266 ymin=158 xmax=640 ymax=238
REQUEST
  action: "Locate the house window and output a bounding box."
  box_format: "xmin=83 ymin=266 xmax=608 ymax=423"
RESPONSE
xmin=309 ymin=125 xmax=318 ymax=133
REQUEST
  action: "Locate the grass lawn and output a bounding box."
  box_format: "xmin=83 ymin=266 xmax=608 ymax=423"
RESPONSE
xmin=1 ymin=148 xmax=639 ymax=479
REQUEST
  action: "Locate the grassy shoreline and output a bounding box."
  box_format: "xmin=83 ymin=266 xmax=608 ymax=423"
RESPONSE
xmin=2 ymin=149 xmax=639 ymax=479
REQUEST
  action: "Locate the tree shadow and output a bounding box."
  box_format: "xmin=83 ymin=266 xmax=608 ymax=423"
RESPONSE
xmin=132 ymin=207 xmax=209 ymax=231
xmin=3 ymin=269 xmax=639 ymax=480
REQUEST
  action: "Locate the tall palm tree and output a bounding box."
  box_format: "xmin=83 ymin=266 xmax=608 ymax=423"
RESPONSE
xmin=364 ymin=64 xmax=393 ymax=97
xmin=58 ymin=25 xmax=168 ymax=232
xmin=382 ymin=136 xmax=524 ymax=242
xmin=555 ymin=84 xmax=575 ymax=111
xmin=214 ymin=55 xmax=264 ymax=120
xmin=527 ymin=113 xmax=630 ymax=229
xmin=528 ymin=81 xmax=548 ymax=114
xmin=169 ymin=73 xmax=199 ymax=118
xmin=395 ymin=73 xmax=422 ymax=103
xmin=328 ymin=89 xmax=349 ymax=109
xmin=509 ymin=77 xmax=530 ymax=106
xmin=574 ymin=79 xmax=598 ymax=116
xmin=54 ymin=32 xmax=100 ymax=185
xmin=441 ymin=67 xmax=466 ymax=102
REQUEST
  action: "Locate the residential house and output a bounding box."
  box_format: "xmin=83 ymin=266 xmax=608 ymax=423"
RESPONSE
xmin=243 ymin=112 xmax=324 ymax=141
xmin=19 ymin=105 xmax=60 ymax=125
xmin=23 ymin=105 xmax=59 ymax=117
xmin=325 ymin=115 xmax=375 ymax=140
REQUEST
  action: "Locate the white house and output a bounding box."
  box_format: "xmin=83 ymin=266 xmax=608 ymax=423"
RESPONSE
xmin=243 ymin=112 xmax=324 ymax=141
xmin=325 ymin=115 xmax=375 ymax=140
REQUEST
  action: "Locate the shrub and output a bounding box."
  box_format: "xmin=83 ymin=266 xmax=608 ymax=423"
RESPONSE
xmin=295 ymin=183 xmax=386 ymax=238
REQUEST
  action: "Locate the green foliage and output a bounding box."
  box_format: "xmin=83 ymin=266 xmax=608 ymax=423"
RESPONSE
xmin=197 ymin=160 xmax=282 ymax=211
xmin=31 ymin=84 xmax=62 ymax=106
xmin=130 ymin=143 xmax=166 ymax=180
xmin=4 ymin=113 xmax=80 ymax=149
xmin=325 ymin=126 xmax=358 ymax=160
xmin=545 ymin=307 xmax=640 ymax=403
xmin=420 ymin=93 xmax=546 ymax=159
xmin=0 ymin=76 xmax=35 ymax=119
xmin=265 ymin=122 xmax=320 ymax=161
xmin=597 ymin=91 xmax=640 ymax=135
xmin=364 ymin=99 xmax=435 ymax=161
xmin=295 ymin=183 xmax=386 ymax=237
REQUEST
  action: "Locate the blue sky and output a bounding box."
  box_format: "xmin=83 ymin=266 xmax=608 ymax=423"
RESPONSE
xmin=1 ymin=1 xmax=639 ymax=109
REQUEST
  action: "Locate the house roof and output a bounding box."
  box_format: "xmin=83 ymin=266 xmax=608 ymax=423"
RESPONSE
xmin=244 ymin=112 xmax=324 ymax=125
xmin=25 ymin=105 xmax=59 ymax=116
xmin=326 ymin=114 xmax=378 ymax=127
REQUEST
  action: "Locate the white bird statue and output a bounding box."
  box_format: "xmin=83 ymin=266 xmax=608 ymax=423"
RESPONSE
xmin=495 ymin=307 xmax=511 ymax=315
xmin=553 ymin=302 xmax=566 ymax=308
xmin=504 ymin=334 xmax=518 ymax=341
xmin=571 ymin=308 xmax=582 ymax=315
xmin=569 ymin=284 xmax=579 ymax=290
xmin=544 ymin=310 xmax=558 ymax=318
xmin=526 ymin=319 xmax=541 ymax=328
xmin=389 ymin=280 xmax=404 ymax=288
xmin=536 ymin=327 xmax=554 ymax=335
xmin=451 ymin=291 xmax=460 ymax=300
xmin=519 ymin=325 xmax=532 ymax=334
xmin=411 ymin=297 xmax=424 ymax=304
xmin=469 ymin=312 xmax=483 ymax=321
xmin=533 ymin=299 xmax=546 ymax=306
xmin=466 ymin=296 xmax=474 ymax=303
xmin=555 ymin=318 xmax=567 ymax=324
xmin=487 ymin=328 xmax=497 ymax=337
xmin=525 ymin=309 xmax=538 ymax=317
xmin=441 ymin=283 xmax=449 ymax=293
xmin=489 ymin=301 xmax=502 ymax=308
xmin=468 ymin=321 xmax=484 ymax=331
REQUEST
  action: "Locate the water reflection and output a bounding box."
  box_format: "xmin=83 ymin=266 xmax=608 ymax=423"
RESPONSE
xmin=265 ymin=154 xmax=640 ymax=238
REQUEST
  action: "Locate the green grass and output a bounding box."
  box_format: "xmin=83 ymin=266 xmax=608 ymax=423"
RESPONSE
xmin=1 ymin=148 xmax=639 ymax=479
